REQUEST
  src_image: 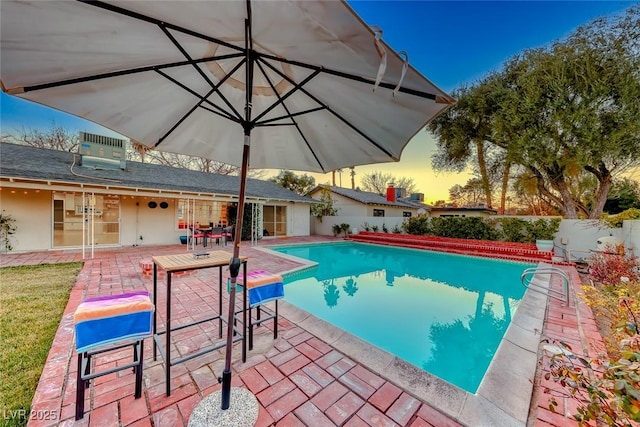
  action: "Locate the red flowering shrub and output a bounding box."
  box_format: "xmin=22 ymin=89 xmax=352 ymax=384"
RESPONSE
xmin=542 ymin=245 xmax=640 ymax=425
xmin=589 ymin=244 xmax=639 ymax=286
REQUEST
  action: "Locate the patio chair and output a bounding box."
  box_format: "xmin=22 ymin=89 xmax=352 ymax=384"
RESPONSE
xmin=208 ymin=226 xmax=224 ymax=246
xmin=73 ymin=291 xmax=154 ymax=420
xmin=188 ymin=227 xmax=205 ymax=245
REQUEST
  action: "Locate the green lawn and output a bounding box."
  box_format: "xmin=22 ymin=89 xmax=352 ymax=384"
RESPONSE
xmin=0 ymin=262 xmax=82 ymax=427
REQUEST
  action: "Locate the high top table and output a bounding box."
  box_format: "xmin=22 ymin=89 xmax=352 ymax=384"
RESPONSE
xmin=152 ymin=251 xmax=247 ymax=396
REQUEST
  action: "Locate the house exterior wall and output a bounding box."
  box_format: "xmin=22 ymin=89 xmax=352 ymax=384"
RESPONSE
xmin=309 ymin=191 xmax=416 ymax=218
xmin=1 ymin=190 xmax=52 ymax=251
xmin=289 ymin=202 xmax=311 ymax=237
xmin=1 ymin=184 xmax=309 ymax=252
xmin=129 ymin=197 xmax=181 ymax=246
xmin=330 ymin=193 xmax=367 ymax=216
xmin=365 ymin=205 xmax=414 ymax=217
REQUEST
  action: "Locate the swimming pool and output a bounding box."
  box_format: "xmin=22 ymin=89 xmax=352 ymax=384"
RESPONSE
xmin=272 ymin=242 xmax=533 ymax=393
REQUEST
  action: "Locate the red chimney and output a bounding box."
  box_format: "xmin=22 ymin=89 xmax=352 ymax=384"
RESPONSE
xmin=386 ymin=183 xmax=396 ymax=203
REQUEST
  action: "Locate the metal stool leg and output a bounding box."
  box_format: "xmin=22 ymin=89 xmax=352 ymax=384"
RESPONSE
xmin=75 ymin=353 xmax=86 ymax=420
xmin=134 ymin=340 xmax=144 ymax=398
xmin=274 ymin=300 xmax=278 ymax=339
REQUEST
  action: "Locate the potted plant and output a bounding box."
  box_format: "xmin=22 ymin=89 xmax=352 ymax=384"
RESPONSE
xmin=0 ymin=211 xmax=17 ymax=252
xmin=527 ymin=218 xmax=561 ymax=252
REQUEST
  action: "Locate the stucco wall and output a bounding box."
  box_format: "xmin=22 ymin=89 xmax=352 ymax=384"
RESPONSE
xmin=555 ymin=219 xmax=623 ymax=258
xmin=622 ymin=220 xmax=640 ymax=256
xmin=312 ymin=216 xmax=406 ymax=236
xmin=1 ymin=190 xmax=52 ymax=251
xmin=1 ymin=186 xmax=308 ymax=252
xmin=365 ymin=205 xmax=413 ymax=217
xmin=289 ymin=202 xmax=311 ymax=237
xmin=128 ymin=198 xmax=181 ymax=246
xmin=330 ymin=193 xmax=367 ymax=216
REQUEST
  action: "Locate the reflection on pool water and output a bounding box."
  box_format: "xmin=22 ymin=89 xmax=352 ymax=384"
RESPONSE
xmin=272 ymin=242 xmax=532 ymax=393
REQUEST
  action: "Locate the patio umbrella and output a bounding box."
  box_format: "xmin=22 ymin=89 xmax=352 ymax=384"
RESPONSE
xmin=0 ymin=0 xmax=454 ymax=412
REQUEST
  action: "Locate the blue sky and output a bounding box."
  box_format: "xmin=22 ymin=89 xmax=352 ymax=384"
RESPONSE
xmin=1 ymin=1 xmax=636 ymax=200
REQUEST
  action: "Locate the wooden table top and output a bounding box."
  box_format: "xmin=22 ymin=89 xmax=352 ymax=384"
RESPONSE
xmin=152 ymin=251 xmax=247 ymax=272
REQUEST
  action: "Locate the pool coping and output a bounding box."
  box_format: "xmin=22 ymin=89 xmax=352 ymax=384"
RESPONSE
xmin=257 ymin=242 xmax=550 ymax=426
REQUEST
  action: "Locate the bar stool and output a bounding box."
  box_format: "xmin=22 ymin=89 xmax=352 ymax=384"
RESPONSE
xmin=73 ymin=291 xmax=154 ymax=420
xmin=231 ymin=270 xmax=284 ymax=350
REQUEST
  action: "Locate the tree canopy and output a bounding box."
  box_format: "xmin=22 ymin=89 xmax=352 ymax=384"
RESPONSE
xmin=430 ymin=6 xmax=640 ymax=218
xmin=359 ymin=171 xmax=416 ymax=195
xmin=269 ymin=170 xmax=316 ymax=195
xmin=448 ymin=178 xmax=485 ymax=207
xmin=603 ymin=177 xmax=640 ymax=214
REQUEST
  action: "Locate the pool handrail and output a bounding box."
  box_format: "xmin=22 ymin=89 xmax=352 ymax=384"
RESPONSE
xmin=521 ymin=266 xmax=571 ymax=306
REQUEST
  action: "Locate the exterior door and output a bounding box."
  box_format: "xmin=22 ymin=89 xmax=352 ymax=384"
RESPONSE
xmin=52 ymin=193 xmax=120 ymax=248
xmin=263 ymin=205 xmax=287 ymax=237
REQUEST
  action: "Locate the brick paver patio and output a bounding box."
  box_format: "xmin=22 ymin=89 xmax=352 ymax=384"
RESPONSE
xmin=0 ymin=236 xmax=605 ymax=426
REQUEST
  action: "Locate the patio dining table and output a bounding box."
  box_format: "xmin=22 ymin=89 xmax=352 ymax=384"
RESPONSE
xmin=152 ymin=251 xmax=248 ymax=396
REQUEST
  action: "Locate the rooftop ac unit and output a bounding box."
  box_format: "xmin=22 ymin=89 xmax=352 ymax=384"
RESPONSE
xmin=79 ymin=131 xmax=127 ymax=170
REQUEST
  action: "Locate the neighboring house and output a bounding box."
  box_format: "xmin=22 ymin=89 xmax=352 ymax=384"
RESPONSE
xmin=429 ymin=206 xmax=498 ymax=217
xmin=0 ymin=141 xmax=313 ymax=252
xmin=308 ymin=185 xmax=428 ymax=218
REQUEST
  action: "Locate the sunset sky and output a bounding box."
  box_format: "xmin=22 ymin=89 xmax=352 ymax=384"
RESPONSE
xmin=0 ymin=1 xmax=635 ymax=203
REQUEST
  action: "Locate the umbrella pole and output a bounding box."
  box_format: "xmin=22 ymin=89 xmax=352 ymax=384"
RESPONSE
xmin=220 ymin=132 xmax=251 ymax=410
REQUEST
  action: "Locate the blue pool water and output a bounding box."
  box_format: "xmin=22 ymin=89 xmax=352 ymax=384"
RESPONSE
xmin=272 ymin=242 xmax=532 ymax=393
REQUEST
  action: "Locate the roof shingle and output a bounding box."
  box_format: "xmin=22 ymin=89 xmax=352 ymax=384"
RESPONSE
xmin=0 ymin=142 xmax=312 ymax=203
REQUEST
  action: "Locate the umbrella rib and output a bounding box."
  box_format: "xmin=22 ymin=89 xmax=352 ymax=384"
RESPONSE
xmin=79 ymin=1 xmax=244 ymax=54
xmin=13 ymin=54 xmax=243 ymax=94
xmin=258 ymin=52 xmax=440 ymax=101
xmin=251 ymin=68 xmax=321 ymax=124
xmin=256 ymin=106 xmax=327 ymax=126
xmin=253 ymin=59 xmax=326 ymax=171
xmin=199 ymin=104 xmax=242 ymax=122
xmin=158 ymin=24 xmax=243 ymax=121
xmin=155 ymin=58 xmax=248 ymax=146
xmin=155 ymin=70 xmax=239 ymax=124
xmin=260 ymin=59 xmax=397 ymax=160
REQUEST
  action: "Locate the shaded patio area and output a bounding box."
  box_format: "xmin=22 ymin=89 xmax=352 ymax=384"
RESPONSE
xmin=1 ymin=236 xmax=604 ymax=426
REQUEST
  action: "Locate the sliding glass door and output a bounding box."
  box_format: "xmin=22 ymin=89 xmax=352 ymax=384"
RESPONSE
xmin=262 ymin=205 xmax=287 ymax=237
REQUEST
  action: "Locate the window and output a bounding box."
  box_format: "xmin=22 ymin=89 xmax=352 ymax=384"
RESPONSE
xmin=403 ymin=211 xmax=412 ymax=217
xmin=177 ymin=199 xmax=229 ymax=230
xmin=373 ymin=209 xmax=385 ymax=217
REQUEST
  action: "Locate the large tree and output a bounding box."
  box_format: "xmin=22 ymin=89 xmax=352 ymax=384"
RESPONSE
xmin=448 ymin=178 xmax=485 ymax=207
xmin=430 ymin=6 xmax=640 ymax=218
xmin=499 ymin=7 xmax=640 ymax=218
xmin=270 ymin=170 xmax=316 ymax=195
xmin=429 ymin=81 xmax=506 ymax=210
xmin=359 ymin=171 xmax=416 ymax=195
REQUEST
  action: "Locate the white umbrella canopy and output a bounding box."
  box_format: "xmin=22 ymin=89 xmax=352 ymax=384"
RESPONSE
xmin=1 ymin=0 xmax=454 ymax=414
xmin=1 ymin=0 xmax=453 ymax=172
